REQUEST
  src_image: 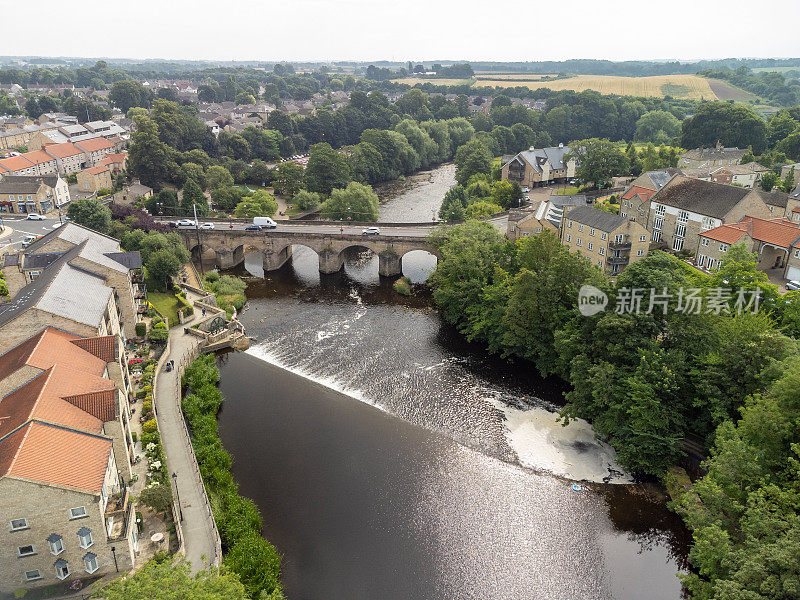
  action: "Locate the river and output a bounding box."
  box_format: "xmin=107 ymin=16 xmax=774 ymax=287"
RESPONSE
xmin=214 ymin=163 xmax=690 ymax=600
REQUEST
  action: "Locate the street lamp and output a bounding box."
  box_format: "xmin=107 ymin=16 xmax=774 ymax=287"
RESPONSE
xmin=172 ymin=472 xmax=183 ymax=522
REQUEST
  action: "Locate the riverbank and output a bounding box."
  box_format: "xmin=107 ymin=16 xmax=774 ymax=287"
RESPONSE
xmin=181 ymin=354 xmax=285 ymax=600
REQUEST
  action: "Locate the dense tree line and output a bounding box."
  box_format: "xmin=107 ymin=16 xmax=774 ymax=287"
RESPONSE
xmin=700 ymin=65 xmax=800 ymax=106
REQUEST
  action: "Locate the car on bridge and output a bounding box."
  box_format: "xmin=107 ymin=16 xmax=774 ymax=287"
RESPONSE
xmin=362 ymin=227 xmax=380 ymax=235
xmin=245 ymin=224 xmax=263 ymax=231
xmin=176 ymin=219 xmax=198 ymax=227
xmin=200 ymin=222 xmax=215 ymax=229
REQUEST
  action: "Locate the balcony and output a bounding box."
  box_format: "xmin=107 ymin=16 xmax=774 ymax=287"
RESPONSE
xmin=609 ymin=241 xmax=631 ymax=250
xmin=106 ymin=489 xmax=132 ymax=541
xmin=134 ymin=283 xmax=147 ymax=299
xmin=607 ymin=256 xmax=630 ymax=265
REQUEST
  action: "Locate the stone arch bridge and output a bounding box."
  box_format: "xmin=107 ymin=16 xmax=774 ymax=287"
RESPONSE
xmin=176 ymin=228 xmax=441 ymax=276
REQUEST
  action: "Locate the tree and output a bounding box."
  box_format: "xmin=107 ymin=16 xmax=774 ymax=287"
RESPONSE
xmin=211 ymin=186 xmax=246 ymax=212
xmin=454 ymin=139 xmax=492 ymax=186
xmin=490 ymin=180 xmax=517 ymax=209
xmin=97 ymin=555 xmax=248 ymax=600
xmin=128 ymin=116 xmax=173 ymax=188
xmin=181 ymin=179 xmax=208 ymax=216
xmin=634 ymin=110 xmax=681 ymax=143
xmin=139 ymin=484 xmax=172 ymax=514
xmin=146 ymin=249 xmax=181 ymax=292
xmin=439 ymin=185 xmax=468 ymax=221
xmin=761 ymin=171 xmax=778 ymax=191
xmin=109 ymin=80 xmax=152 ymax=113
xmin=224 ymin=533 xmax=283 ymax=599
xmin=205 ymin=165 xmax=234 ymax=190
xmin=66 ymin=198 xmax=111 ymax=233
xmin=292 ymin=190 xmax=320 ymax=210
xmin=567 ymin=138 xmax=630 ymax=187
xmin=319 ymin=181 xmax=379 ymax=221
xmin=233 ymin=190 xmax=277 ymax=218
xmin=465 ymin=200 xmax=503 ymax=219
xmin=272 ymin=161 xmax=305 ymax=197
xmin=180 ymin=162 xmax=206 ymax=189
xmin=681 ymin=102 xmax=768 ymax=154
xmin=781 ymin=166 xmax=795 ymax=193
xmin=305 ymin=143 xmax=351 ymax=195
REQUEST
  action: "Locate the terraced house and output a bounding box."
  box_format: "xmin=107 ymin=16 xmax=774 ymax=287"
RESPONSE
xmin=560 ymin=205 xmax=650 ymax=275
xmin=0 ymin=328 xmax=137 ymax=595
xmin=0 ymin=175 xmax=71 ymax=214
xmin=645 ymin=176 xmax=783 ymax=252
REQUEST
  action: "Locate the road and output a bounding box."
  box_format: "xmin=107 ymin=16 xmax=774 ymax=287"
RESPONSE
xmin=0 ymin=215 xmax=66 ymax=253
xmin=167 ymin=221 xmax=439 ymax=238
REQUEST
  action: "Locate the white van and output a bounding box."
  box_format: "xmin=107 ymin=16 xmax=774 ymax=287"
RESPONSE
xmin=253 ymin=217 xmax=277 ymax=229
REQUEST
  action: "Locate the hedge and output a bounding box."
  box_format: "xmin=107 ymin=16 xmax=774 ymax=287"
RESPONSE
xmin=182 ymin=355 xmax=284 ymax=599
xmin=135 ymin=322 xmax=147 ymax=337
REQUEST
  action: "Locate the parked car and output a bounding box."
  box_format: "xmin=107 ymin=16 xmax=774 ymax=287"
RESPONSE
xmin=200 ymin=222 xmax=215 ymax=229
xmin=362 ymin=227 xmax=380 ymax=235
xmin=521 ymin=187 xmax=530 ymax=193
xmin=176 ymin=219 xmax=197 ymax=227
xmin=21 ymin=235 xmax=37 ymax=248
xmin=253 ymin=216 xmax=277 ymax=228
xmin=786 ymin=280 xmax=800 ymax=291
xmin=245 ymin=224 xmax=263 ymax=231
xmin=26 ymin=213 xmax=45 ymax=221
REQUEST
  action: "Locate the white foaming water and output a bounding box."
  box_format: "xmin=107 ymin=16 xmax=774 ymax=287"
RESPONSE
xmin=486 ymin=398 xmax=632 ymax=484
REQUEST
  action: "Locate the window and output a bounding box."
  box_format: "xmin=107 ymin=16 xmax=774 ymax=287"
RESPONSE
xmin=637 ymin=249 xmax=644 ymax=256
xmin=55 ymin=560 xmax=70 ymax=580
xmin=614 ymin=234 xmax=624 ymax=243
xmin=655 ymin=203 xmax=665 ymax=216
xmin=48 ymin=534 xmax=63 ymax=555
xmin=29 ymin=270 xmax=41 ymax=281
xmin=675 ymin=223 xmax=686 ymax=238
xmin=794 ymin=249 xmax=799 ymax=258
xmin=588 ymin=242 xmax=594 ymax=251
xmin=566 ymin=234 xmax=571 ymax=242
xmin=77 ymin=527 xmax=93 ymax=549
xmin=639 ymin=235 xmax=647 ymax=242
xmin=701 ymin=216 xmax=715 ymax=231
xmin=673 ymin=237 xmax=684 ymax=251
xmin=708 ymin=258 xmax=717 ymax=270
xmin=701 ymin=238 xmax=709 ymax=247
xmin=601 ymin=232 xmax=607 ymax=240
xmin=621 ymin=211 xmax=627 ymax=218
xmin=69 ymin=506 xmax=87 ymax=520
xmin=698 ymin=254 xmax=707 ymax=267
xmin=653 ymin=216 xmax=663 ymax=231
xmin=25 ymin=570 xmax=42 ymax=581
xmin=17 ymin=545 xmax=35 ymax=557
xmin=677 ymin=210 xmax=689 ymax=223
xmin=599 ymin=247 xmax=605 ymax=256
xmin=10 ymin=518 xmax=28 ymax=531
xmin=720 ymin=244 xmax=729 ymax=252
xmin=598 ymin=260 xmax=603 ymax=267
xmin=578 ymin=224 xmax=584 ymax=232
xmin=576 ymin=237 xmax=582 ymax=247
xmin=590 ymin=228 xmax=595 ymax=236
xmin=83 ymin=553 xmax=99 ymax=574
xmin=568 ymin=221 xmax=572 ymax=228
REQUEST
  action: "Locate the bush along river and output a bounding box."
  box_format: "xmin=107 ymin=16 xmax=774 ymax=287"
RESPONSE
xmin=211 ymin=165 xmax=690 ymax=599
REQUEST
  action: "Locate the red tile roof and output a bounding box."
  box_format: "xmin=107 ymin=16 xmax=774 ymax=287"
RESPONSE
xmin=0 ymin=421 xmax=112 ymax=493
xmin=23 ymin=150 xmax=56 ymax=166
xmin=700 ymin=216 xmax=800 ymax=248
xmin=0 ymin=327 xmax=109 ymax=379
xmin=100 ymin=153 xmax=127 ymax=166
xmin=83 ymin=165 xmax=109 ymax=176
xmin=622 ymin=185 xmax=656 ymax=202
xmin=0 ymin=155 xmax=34 ymax=172
xmin=43 ymin=142 xmax=83 ymax=159
xmin=70 ymin=335 xmax=117 ymax=364
xmin=75 ymin=138 xmax=113 ymax=152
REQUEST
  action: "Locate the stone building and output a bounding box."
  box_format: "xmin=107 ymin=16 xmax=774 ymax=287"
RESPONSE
xmin=0 ymin=329 xmax=137 ymax=595
xmin=645 ymin=176 xmax=777 ymax=253
xmin=0 ymin=175 xmax=70 ymax=214
xmin=696 ymin=216 xmax=800 ymax=279
xmin=678 ymin=141 xmax=747 ymax=170
xmin=501 ymin=144 xmax=577 ymax=188
xmin=2 ymin=224 xmax=142 ymax=340
xmin=560 ymin=205 xmax=650 ymax=275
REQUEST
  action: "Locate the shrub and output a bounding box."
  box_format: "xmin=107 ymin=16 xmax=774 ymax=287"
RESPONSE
xmin=149 ymin=328 xmax=169 ymax=343
xmin=142 ymin=419 xmax=158 ymax=434
xmin=131 ymin=431 xmax=138 ymax=443
xmin=393 ymin=276 xmax=412 ymax=296
xmin=136 ymin=389 xmax=147 ymax=399
xmin=139 ymin=483 xmax=173 ymax=514
xmin=135 ymin=322 xmax=147 ymax=337
xmin=142 ymin=400 xmax=152 ymax=414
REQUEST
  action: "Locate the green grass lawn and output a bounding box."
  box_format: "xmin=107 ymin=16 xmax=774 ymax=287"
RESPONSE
xmin=556 ymin=186 xmax=581 ymax=195
xmin=147 ymin=292 xmax=180 ymax=327
xmin=284 ymin=207 xmax=305 ymax=215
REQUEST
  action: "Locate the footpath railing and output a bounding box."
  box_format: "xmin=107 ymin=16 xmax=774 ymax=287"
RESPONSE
xmin=173 ymin=343 xmax=223 ymax=568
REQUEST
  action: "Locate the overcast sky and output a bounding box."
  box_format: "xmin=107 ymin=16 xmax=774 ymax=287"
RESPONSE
xmin=2 ymin=0 xmax=799 ymax=63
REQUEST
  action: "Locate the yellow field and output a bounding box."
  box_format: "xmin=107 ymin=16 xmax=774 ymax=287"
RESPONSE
xmin=473 ymin=73 xmax=557 ymax=80
xmin=473 ymin=74 xmax=718 ymax=100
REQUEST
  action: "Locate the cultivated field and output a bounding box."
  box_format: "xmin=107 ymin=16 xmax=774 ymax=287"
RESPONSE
xmin=394 ymin=77 xmax=472 ymax=86
xmin=705 ymin=78 xmax=758 ymax=102
xmin=473 ymin=73 xmax=557 ymax=81
xmin=473 ymin=74 xmax=719 ymax=100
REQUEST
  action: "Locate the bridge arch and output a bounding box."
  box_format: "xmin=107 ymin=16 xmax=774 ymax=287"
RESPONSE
xmin=401 ymin=249 xmax=438 ymax=282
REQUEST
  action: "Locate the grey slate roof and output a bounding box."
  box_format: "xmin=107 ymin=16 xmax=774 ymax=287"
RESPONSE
xmin=651 ymin=176 xmax=750 ymax=219
xmin=791 ymin=185 xmax=800 ymax=201
xmin=104 ymin=251 xmax=142 ymax=269
xmin=751 ymin=188 xmax=789 ymax=209
xmin=23 ymin=252 xmax=64 ymax=270
xmin=25 ymin=223 xmax=135 ymax=274
xmin=0 ymin=243 xmax=85 ymax=328
xmin=564 ymin=205 xmax=627 ymax=232
xmin=506 ymin=145 xmax=574 ymax=172
xmin=646 ymin=169 xmax=681 ymax=191
xmin=36 ymin=262 xmax=111 ymax=328
xmin=0 ymin=175 xmax=61 ymax=189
